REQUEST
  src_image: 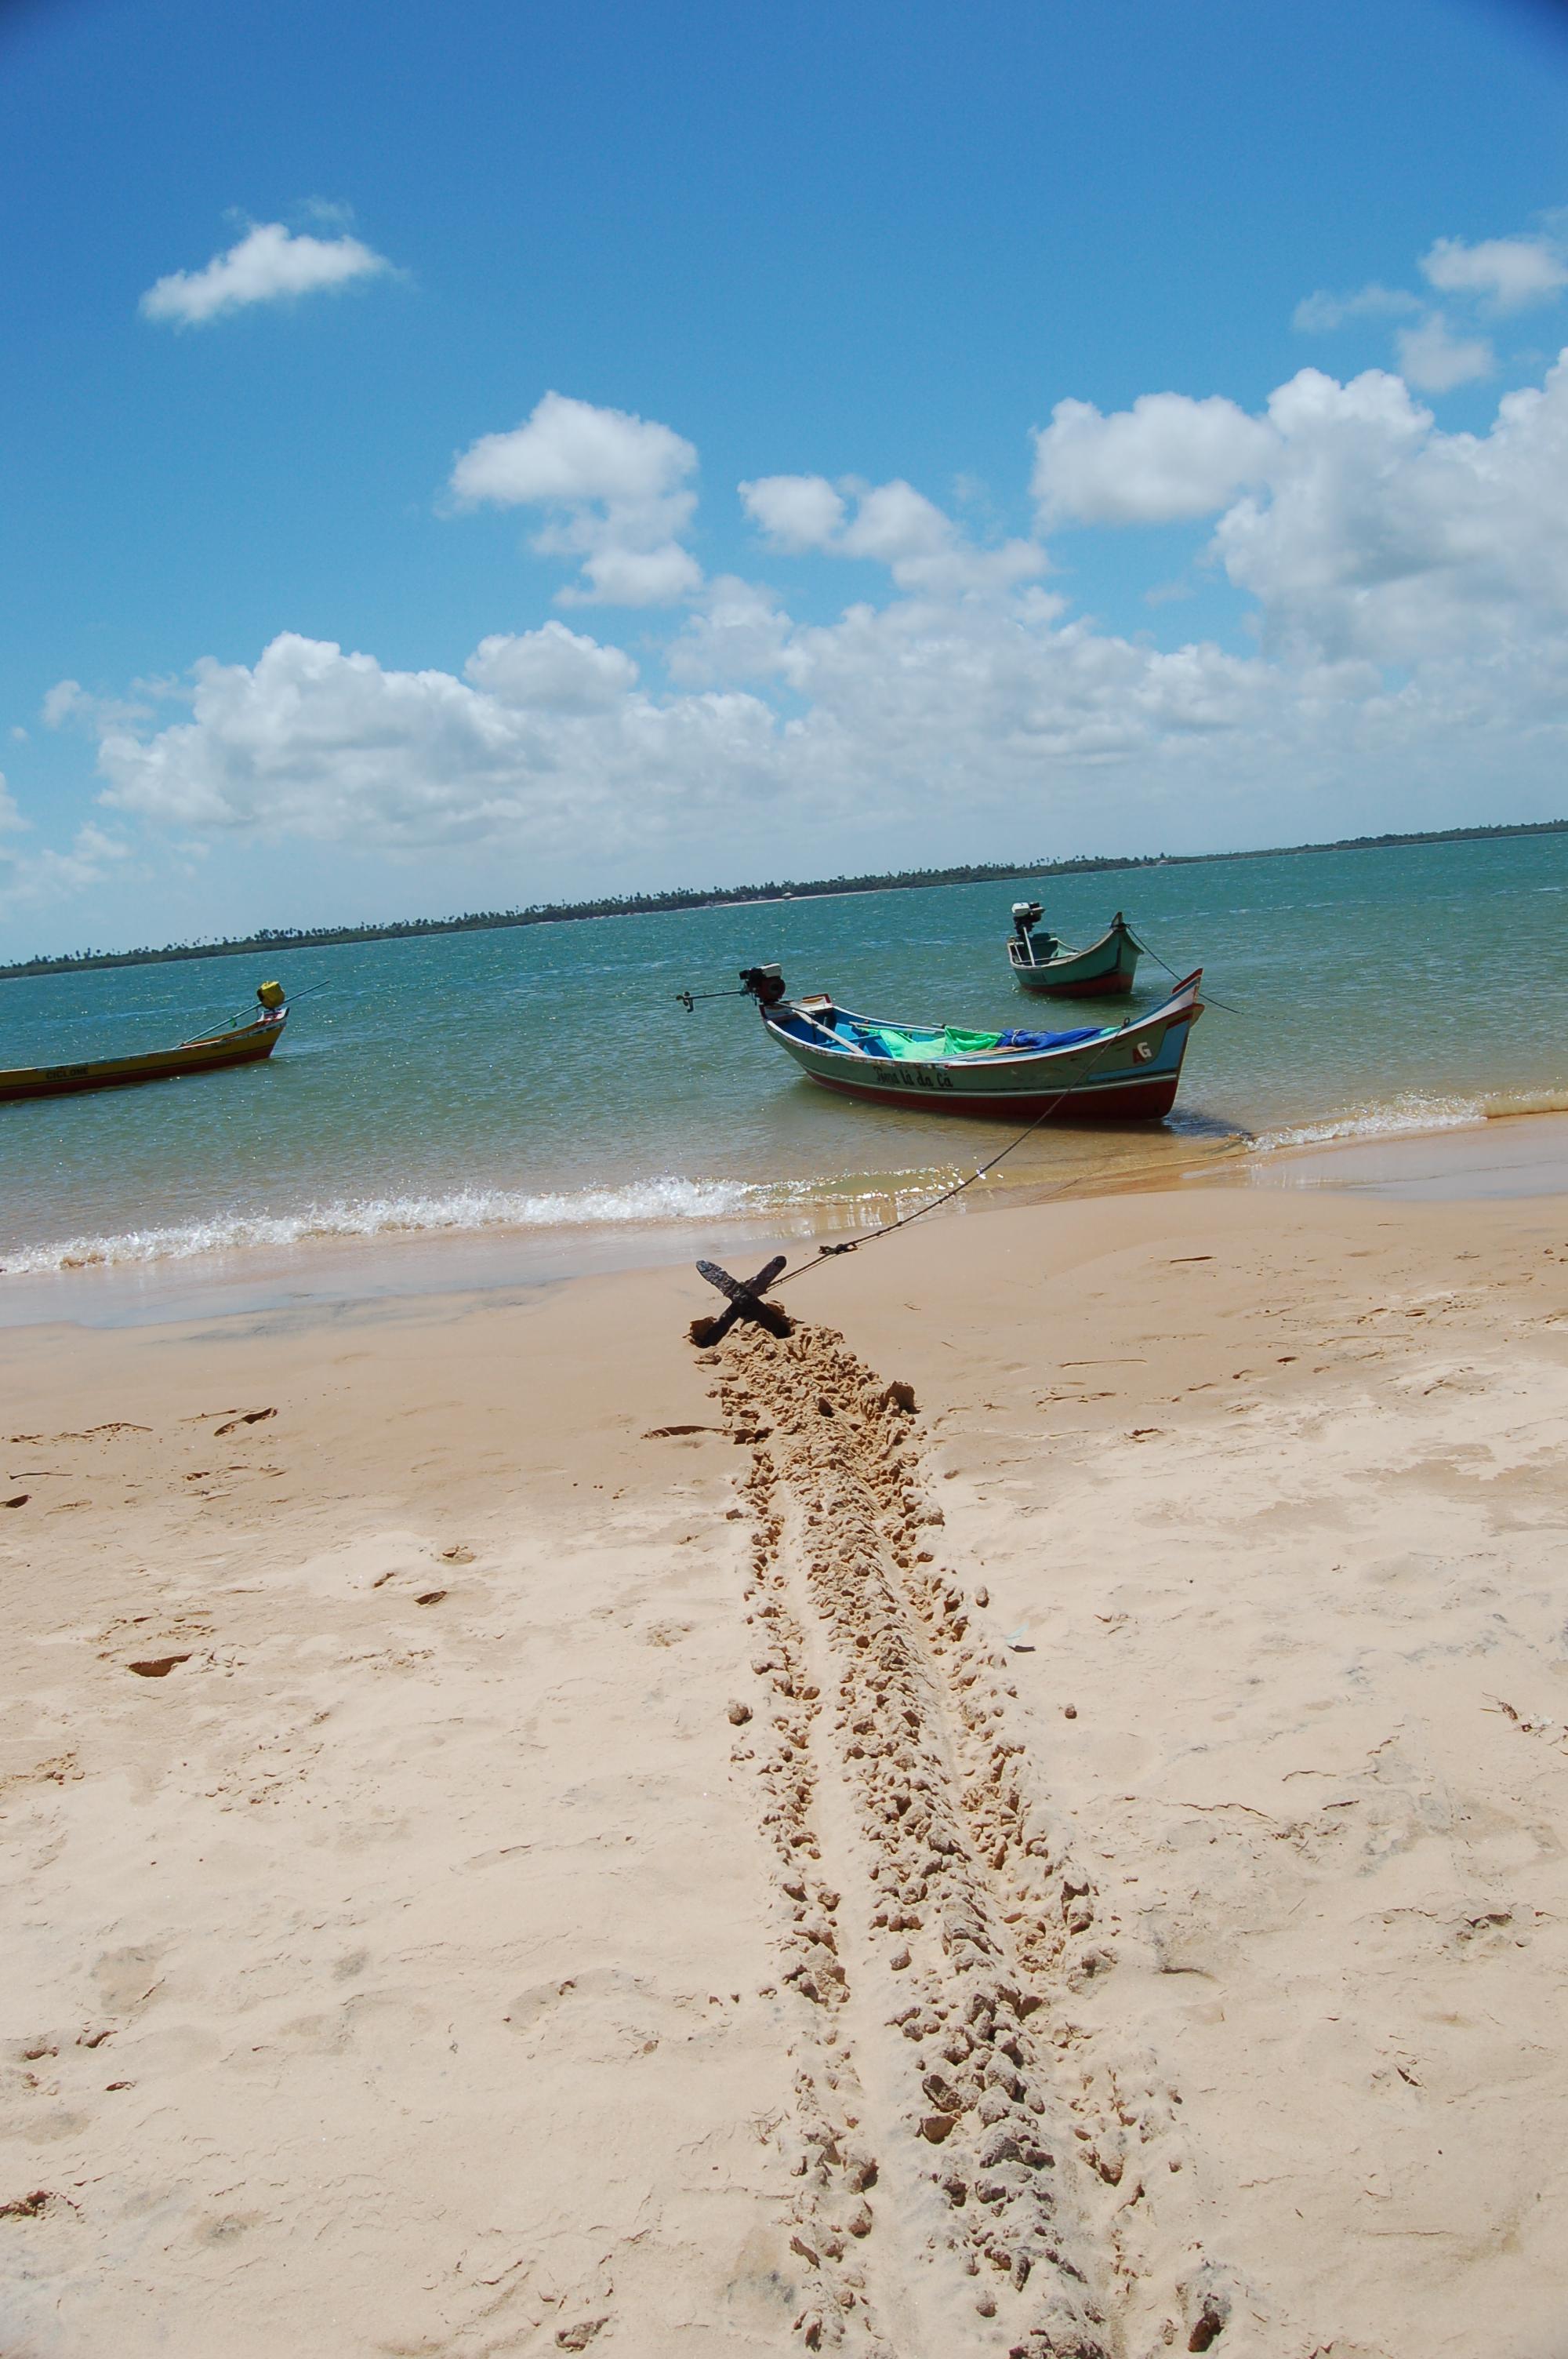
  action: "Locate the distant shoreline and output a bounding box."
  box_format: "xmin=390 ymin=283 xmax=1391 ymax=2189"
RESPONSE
xmin=3 ymin=816 xmax=1563 ymax=980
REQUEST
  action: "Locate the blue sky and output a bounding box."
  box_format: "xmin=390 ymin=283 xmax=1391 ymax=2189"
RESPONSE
xmin=4 ymin=0 xmax=1568 ymax=955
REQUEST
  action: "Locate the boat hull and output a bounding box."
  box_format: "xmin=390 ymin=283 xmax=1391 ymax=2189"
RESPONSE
xmin=806 ymin=1064 xmax=1185 ymax=1119
xmin=0 ymin=1012 xmax=286 ymax=1103
xmin=762 ymin=976 xmax=1202 ymax=1123
xmin=1009 ymin=915 xmax=1141 ymax=996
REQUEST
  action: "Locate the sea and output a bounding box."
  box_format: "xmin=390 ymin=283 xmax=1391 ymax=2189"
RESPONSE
xmin=3 ymin=831 xmax=1566 ymax=1299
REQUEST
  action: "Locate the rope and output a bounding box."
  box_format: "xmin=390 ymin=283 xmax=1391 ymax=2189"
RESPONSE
xmin=773 ymin=1025 xmax=1136 ymax=1289
xmin=1134 ymin=932 xmax=1246 ymax=1018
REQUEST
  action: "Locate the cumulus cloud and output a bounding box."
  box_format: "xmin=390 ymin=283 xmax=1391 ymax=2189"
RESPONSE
xmin=0 ymin=794 xmax=132 ymax=907
xmin=1031 ymin=393 xmax=1277 ymax=525
xmin=1293 ymin=284 xmax=1421 ymax=333
xmin=140 ymin=220 xmax=391 ymax=326
xmin=742 ymin=471 xmax=1045 ymax=595
xmin=450 ymin=391 xmax=702 ymax=605
xmin=1293 ymin=225 xmax=1568 ymax=402
xmin=93 ymin=627 xmax=777 ymax=855
xmin=740 ymin=474 xmax=847 ymax=550
xmin=666 ymin=577 xmax=793 ymax=686
xmin=30 ymin=336 xmax=1568 ymax=907
xmin=1210 ymin=358 xmax=1568 ymax=668
xmin=1395 ymin=314 xmax=1495 ymax=393
xmin=1421 ymin=233 xmax=1568 ymax=314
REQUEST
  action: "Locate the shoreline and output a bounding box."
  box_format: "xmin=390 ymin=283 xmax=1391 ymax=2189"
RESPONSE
xmin=6 ymin=1103 xmax=1568 ymax=1333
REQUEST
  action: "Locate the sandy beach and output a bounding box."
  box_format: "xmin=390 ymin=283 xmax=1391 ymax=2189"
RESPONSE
xmin=5 ymin=1159 xmax=1568 ymax=2357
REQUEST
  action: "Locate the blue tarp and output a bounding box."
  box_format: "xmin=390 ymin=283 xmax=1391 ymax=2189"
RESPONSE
xmin=996 ymin=1027 xmax=1100 ymax=1051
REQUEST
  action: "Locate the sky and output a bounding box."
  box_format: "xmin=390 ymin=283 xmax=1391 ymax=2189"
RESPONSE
xmin=4 ymin=0 xmax=1568 ymax=957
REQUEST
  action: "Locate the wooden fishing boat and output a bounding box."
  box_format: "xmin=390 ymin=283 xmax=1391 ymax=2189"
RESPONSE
xmin=741 ymin=965 xmax=1203 ymax=1121
xmin=0 ymin=984 xmax=289 ymax=1104
xmin=1007 ymin=904 xmax=1143 ymax=996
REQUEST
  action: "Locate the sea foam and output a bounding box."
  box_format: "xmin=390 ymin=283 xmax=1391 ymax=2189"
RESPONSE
xmin=0 ymin=1175 xmax=764 ymax=1278
xmin=1254 ymin=1085 xmax=1568 ymax=1154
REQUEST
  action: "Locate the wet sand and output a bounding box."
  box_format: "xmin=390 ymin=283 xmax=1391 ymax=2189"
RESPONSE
xmin=4 ymin=1151 xmax=1568 ymax=2355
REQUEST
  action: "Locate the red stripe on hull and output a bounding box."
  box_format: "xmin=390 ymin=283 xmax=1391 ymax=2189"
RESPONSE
xmin=807 ymin=1070 xmax=1180 ymax=1121
xmin=1012 ymin=968 xmax=1137 ymax=998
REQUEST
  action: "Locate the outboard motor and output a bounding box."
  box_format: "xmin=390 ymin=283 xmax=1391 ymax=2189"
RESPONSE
xmin=740 ymin=964 xmax=787 ymax=1009
xmin=1011 ymin=901 xmax=1043 ymax=944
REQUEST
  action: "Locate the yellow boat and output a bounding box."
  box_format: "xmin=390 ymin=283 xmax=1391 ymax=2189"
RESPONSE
xmin=0 ymin=983 xmax=289 ymax=1104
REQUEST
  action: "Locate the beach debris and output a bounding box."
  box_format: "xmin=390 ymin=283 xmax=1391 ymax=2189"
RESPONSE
xmin=642 ymin=1423 xmax=723 ymax=1438
xmin=3 ymin=1493 xmax=29 ymax=1508
xmin=127 ymin=1654 xmax=191 ymax=1678
xmin=1486 ymin=1696 xmax=1568 ymax=1743
xmin=415 ymin=1590 xmax=447 ymax=1607
xmin=439 ymin=1544 xmax=474 ymax=1563
xmin=0 ymin=2190 xmax=54 ymax=2220
xmin=214 ymin=1407 xmax=276 ymax=1436
xmin=974 ymin=1585 xmax=989 ymax=1607
xmin=554 ymin=2320 xmax=608 ymax=2352
xmin=689 ymin=1255 xmax=792 ymax=1347
xmin=728 ymin=1699 xmax=753 ymax=1725
xmin=1005 ymin=1626 xmax=1034 ymax=1652
xmin=1062 ymin=1704 xmax=1078 ymax=1720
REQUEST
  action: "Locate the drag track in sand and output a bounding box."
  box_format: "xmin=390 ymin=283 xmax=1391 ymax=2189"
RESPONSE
xmin=708 ymin=1318 xmax=1254 ymax=2359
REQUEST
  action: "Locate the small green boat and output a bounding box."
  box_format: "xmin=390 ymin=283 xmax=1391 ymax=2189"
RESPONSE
xmin=0 ymin=983 xmax=289 ymax=1104
xmin=1007 ymin=905 xmax=1143 ymax=997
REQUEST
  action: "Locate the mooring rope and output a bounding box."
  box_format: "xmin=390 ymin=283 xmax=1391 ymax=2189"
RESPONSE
xmin=1131 ymin=929 xmax=1246 ymax=1017
xmin=771 ymin=1025 xmax=1140 ymax=1289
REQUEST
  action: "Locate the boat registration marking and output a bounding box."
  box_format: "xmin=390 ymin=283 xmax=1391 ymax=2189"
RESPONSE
xmin=844 ymin=1060 xmax=955 ymax=1092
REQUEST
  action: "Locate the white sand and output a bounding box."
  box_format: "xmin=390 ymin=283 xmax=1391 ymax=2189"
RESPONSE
xmin=3 ymin=1178 xmax=1567 ymax=2356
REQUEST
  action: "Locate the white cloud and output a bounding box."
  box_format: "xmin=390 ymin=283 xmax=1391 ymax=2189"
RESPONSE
xmin=1293 ymin=284 xmax=1421 ymax=333
xmin=666 ymin=577 xmax=792 ymax=686
xmin=450 ymin=391 xmax=701 ymax=606
xmin=1032 ymin=393 xmax=1277 ymax=525
xmin=742 ymin=471 xmax=1045 ymax=595
xmin=140 ymin=221 xmax=391 ymax=326
xmin=1210 ymin=358 xmax=1568 ymax=667
xmin=1395 ymin=314 xmax=1495 ymax=393
xmin=41 ymin=679 xmax=85 ymax=728
xmin=463 ymin=620 xmax=639 ymax=710
xmin=1421 ymin=234 xmax=1568 ymax=314
xmin=93 ymin=628 xmax=776 ymax=854
xmin=28 ymin=340 xmax=1568 ymax=913
xmin=0 ymin=799 xmax=132 ymax=908
xmin=740 ymin=474 xmax=847 ymax=551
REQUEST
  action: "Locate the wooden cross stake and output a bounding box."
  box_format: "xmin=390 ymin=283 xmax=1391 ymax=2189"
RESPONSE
xmin=690 ymin=1254 xmax=793 ymax=1346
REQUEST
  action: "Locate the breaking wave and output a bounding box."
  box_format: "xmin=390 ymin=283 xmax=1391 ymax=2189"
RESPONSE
xmin=1254 ymin=1085 xmax=1568 ymax=1154
xmin=0 ymin=1175 xmax=769 ymax=1278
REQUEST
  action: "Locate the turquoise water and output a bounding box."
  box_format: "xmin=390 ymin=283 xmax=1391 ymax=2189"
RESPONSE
xmin=3 ymin=833 xmax=1567 ymax=1276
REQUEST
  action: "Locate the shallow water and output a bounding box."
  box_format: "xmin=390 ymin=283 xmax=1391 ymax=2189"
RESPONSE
xmin=3 ymin=832 xmax=1566 ymax=1276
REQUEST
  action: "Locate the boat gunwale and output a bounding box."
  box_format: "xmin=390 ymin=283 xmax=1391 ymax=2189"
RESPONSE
xmin=1007 ymin=913 xmax=1141 ymax=975
xmin=765 ymin=972 xmax=1201 ymax=1070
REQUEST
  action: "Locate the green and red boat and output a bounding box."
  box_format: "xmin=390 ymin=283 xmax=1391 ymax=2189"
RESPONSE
xmin=0 ymin=984 xmax=289 ymax=1105
xmin=742 ymin=964 xmax=1203 ymax=1121
xmin=1007 ymin=904 xmax=1143 ymax=997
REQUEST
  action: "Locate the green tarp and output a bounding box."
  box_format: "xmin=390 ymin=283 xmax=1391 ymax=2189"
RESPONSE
xmin=854 ymin=1023 xmax=1004 ymax=1060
